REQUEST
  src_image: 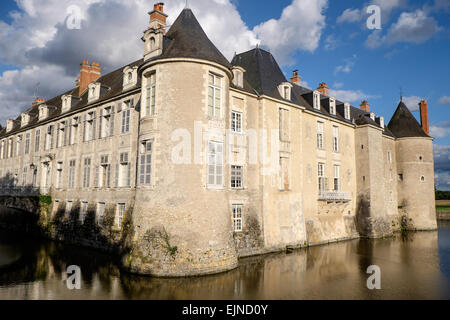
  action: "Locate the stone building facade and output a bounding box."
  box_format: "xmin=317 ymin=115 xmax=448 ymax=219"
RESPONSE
xmin=0 ymin=4 xmax=437 ymax=276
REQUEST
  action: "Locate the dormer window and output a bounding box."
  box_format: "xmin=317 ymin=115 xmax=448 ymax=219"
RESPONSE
xmin=232 ymin=67 xmax=245 ymax=88
xmin=6 ymin=120 xmax=14 ymax=132
xmin=278 ymin=82 xmax=292 ymax=101
xmin=344 ymin=103 xmax=351 ymax=120
xmin=21 ymin=113 xmax=30 ymax=127
xmin=123 ymin=66 xmax=138 ymax=90
xmin=61 ymin=95 xmax=72 ymax=113
xmin=329 ymin=97 xmax=336 ymax=115
xmin=313 ymin=91 xmax=321 ymax=110
xmin=88 ymin=82 xmax=101 ymax=103
xmin=379 ymin=116 xmax=385 ymax=128
xmin=370 ymin=112 xmax=375 ymax=121
xmin=38 ymin=105 xmax=48 ymax=121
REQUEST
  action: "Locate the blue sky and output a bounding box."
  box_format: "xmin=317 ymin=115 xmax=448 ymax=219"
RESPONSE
xmin=0 ymin=0 xmax=449 ymax=188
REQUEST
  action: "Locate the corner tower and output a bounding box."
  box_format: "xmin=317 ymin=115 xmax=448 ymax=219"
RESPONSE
xmin=388 ymin=101 xmax=437 ymax=231
xmin=128 ymin=7 xmax=237 ymax=276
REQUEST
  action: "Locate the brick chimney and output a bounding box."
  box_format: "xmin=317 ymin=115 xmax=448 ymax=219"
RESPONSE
xmin=360 ymin=100 xmax=370 ymax=113
xmin=149 ymin=2 xmax=167 ymax=30
xmin=419 ymin=100 xmax=430 ymax=135
xmin=77 ymin=60 xmax=101 ymax=96
xmin=291 ymin=70 xmax=301 ymax=85
xmin=32 ymin=98 xmax=46 ymax=107
xmin=317 ymin=82 xmax=328 ymax=96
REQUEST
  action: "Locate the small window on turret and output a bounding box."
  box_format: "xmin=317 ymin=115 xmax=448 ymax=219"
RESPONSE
xmin=398 ymin=174 xmax=403 ymax=181
xmin=420 ymin=176 xmax=425 ymax=182
xmin=419 ymin=155 xmax=423 ymax=161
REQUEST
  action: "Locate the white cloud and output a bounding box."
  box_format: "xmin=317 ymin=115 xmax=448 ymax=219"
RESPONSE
xmin=324 ymin=34 xmax=339 ymax=50
xmin=329 ymin=89 xmax=378 ymax=103
xmin=438 ymin=96 xmax=450 ymax=105
xmin=365 ymin=9 xmax=440 ymax=48
xmin=0 ymin=0 xmax=329 ymax=126
xmin=402 ymin=96 xmax=422 ymax=111
xmin=253 ymin=0 xmax=328 ymax=65
xmin=334 ymin=55 xmax=357 ymax=75
xmin=333 ymin=82 xmax=344 ymax=89
xmin=431 ymin=122 xmax=450 ymax=138
xmin=337 ymin=8 xmax=362 ymax=23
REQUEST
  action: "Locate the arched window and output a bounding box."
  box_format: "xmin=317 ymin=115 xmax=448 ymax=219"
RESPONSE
xmin=150 ymin=37 xmax=156 ymax=51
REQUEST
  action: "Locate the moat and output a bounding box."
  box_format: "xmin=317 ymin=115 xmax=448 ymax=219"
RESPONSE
xmin=1 ymin=221 xmax=449 ymax=299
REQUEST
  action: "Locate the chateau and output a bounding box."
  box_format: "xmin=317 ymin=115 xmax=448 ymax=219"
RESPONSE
xmin=0 ymin=4 xmax=437 ymax=276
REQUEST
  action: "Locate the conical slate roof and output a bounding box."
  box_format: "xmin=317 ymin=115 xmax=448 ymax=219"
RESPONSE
xmin=231 ymin=47 xmax=287 ymax=96
xmin=159 ymin=8 xmax=230 ymax=69
xmin=387 ymin=101 xmax=430 ymax=138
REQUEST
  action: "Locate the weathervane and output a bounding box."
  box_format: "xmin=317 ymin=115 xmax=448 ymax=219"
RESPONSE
xmin=185 ymin=0 xmax=189 ymax=9
xmin=400 ymin=86 xmax=403 ymax=102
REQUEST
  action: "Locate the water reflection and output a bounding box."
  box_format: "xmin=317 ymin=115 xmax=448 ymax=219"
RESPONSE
xmin=0 ymin=224 xmax=449 ymax=300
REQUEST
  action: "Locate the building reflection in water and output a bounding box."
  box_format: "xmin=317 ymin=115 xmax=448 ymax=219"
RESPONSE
xmin=0 ymin=226 xmax=449 ymax=300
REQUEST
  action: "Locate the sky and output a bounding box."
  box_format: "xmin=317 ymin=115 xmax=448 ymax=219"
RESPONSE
xmin=0 ymin=0 xmax=449 ymax=189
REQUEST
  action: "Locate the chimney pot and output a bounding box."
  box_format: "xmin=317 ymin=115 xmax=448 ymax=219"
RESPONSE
xmin=360 ymin=100 xmax=370 ymax=112
xmin=317 ymin=82 xmax=329 ymax=96
xmin=419 ymin=100 xmax=430 ymax=135
xmin=291 ymin=69 xmax=301 ymax=85
xmin=78 ymin=60 xmax=101 ymax=96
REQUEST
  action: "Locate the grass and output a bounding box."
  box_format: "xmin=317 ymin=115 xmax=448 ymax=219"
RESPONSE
xmin=437 ymin=206 xmax=450 ymax=211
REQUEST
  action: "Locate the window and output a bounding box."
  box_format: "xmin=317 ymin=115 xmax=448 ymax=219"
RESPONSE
xmin=99 ymin=155 xmax=111 ymax=188
xmin=145 ymin=73 xmax=156 ymax=116
xmin=56 ymin=162 xmax=63 ymax=189
xmin=332 ymin=126 xmax=339 ymax=153
xmin=0 ymin=140 xmax=4 ymax=159
xmin=35 ymin=129 xmax=40 ymax=152
xmin=45 ymin=126 xmax=54 ymax=150
xmin=116 ymin=203 xmax=125 ymax=229
xmin=117 ymin=152 xmax=131 ymax=188
xmin=140 ymin=141 xmax=152 ymax=185
xmin=388 ymin=151 xmax=392 ymax=163
xmin=318 ymin=163 xmax=326 ymax=192
xmin=232 ymin=69 xmax=243 ymax=88
xmin=208 ymin=73 xmax=222 ymax=117
xmin=284 ymin=86 xmax=290 ymax=100
xmin=84 ymin=112 xmax=96 ymax=141
xmin=231 ymin=111 xmax=242 ymax=133
xmin=25 ymin=133 xmax=30 ymax=154
xmin=232 ymin=204 xmax=243 ymax=232
xmin=317 ymin=122 xmax=324 ymax=150
xmin=420 ymin=176 xmax=425 ymax=182
xmin=96 ymin=202 xmax=105 ymax=227
xmin=313 ymin=91 xmax=320 ymax=110
xmin=333 ymin=165 xmax=340 ymax=191
xmin=80 ymin=201 xmax=88 ymax=223
xmin=101 ymin=107 xmax=113 ymax=138
xmin=65 ymin=201 xmax=73 ymax=218
xmin=279 ymin=108 xmax=289 ymax=142
xmin=83 ymin=158 xmax=91 ymax=188
xmin=22 ymin=167 xmax=27 ymax=186
xmin=207 ymin=141 xmax=223 ymax=187
xmin=231 ymin=165 xmax=243 ymax=189
xmin=344 ymin=103 xmax=351 ymax=120
xmin=70 ymin=117 xmax=79 ymax=145
xmin=8 ymin=138 xmax=13 ymax=158
xmin=121 ymin=103 xmax=131 ymax=134
xmin=57 ymin=121 xmax=67 ymax=148
xmin=398 ymin=174 xmax=403 ymax=181
xmin=16 ymin=135 xmax=22 ymax=156
xmin=68 ymin=160 xmax=76 ymax=189
xmin=329 ymin=98 xmax=336 ymax=115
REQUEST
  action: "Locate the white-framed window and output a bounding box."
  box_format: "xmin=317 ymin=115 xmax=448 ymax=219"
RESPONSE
xmin=140 ymin=141 xmax=152 ymax=185
xmin=68 ymin=160 xmax=76 ymax=189
xmin=22 ymin=167 xmax=27 ymax=186
xmin=35 ymin=129 xmax=40 ymax=152
xmin=317 ymin=122 xmax=324 ymax=150
xmin=145 ymin=73 xmax=156 ymax=116
xmin=318 ymin=163 xmax=326 ymax=192
xmin=231 ymin=111 xmax=242 ymax=133
xmin=332 ymin=126 xmax=339 ymax=153
xmin=65 ymin=201 xmax=73 ymax=218
xmin=8 ymin=138 xmax=13 ymax=158
xmin=101 ymin=107 xmax=113 ymax=138
xmin=232 ymin=204 xmax=243 ymax=232
xmin=232 ymin=69 xmax=243 ymax=88
xmin=84 ymin=111 xmax=96 ymax=141
xmin=208 ymin=73 xmax=222 ymax=117
xmin=70 ymin=117 xmax=79 ymax=145
xmin=98 ymin=155 xmax=111 ymax=188
xmin=121 ymin=103 xmax=131 ymax=134
xmin=333 ymin=165 xmax=340 ymax=191
xmin=116 ymin=152 xmax=131 ymax=188
xmin=80 ymin=201 xmax=88 ymax=223
xmin=96 ymin=202 xmax=105 ymax=227
xmin=116 ymin=203 xmax=126 ymax=229
xmin=329 ymin=97 xmax=336 ymax=115
xmin=231 ymin=165 xmax=243 ymax=189
xmin=207 ymin=141 xmax=223 ymax=188
xmin=56 ymin=161 xmax=63 ymax=189
xmin=57 ymin=121 xmax=66 ymax=148
xmin=25 ymin=133 xmax=30 ymax=154
xmin=344 ymin=103 xmax=351 ymax=120
xmin=83 ymin=158 xmax=91 ymax=188
xmin=313 ymin=91 xmax=321 ymax=110
xmin=16 ymin=135 xmax=22 ymax=156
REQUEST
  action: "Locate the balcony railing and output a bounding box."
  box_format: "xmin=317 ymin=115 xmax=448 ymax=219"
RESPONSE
xmin=318 ymin=190 xmax=351 ymax=202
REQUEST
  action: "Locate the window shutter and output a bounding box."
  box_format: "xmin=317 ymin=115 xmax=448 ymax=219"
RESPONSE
xmin=110 ymin=106 xmax=115 ymax=137
xmin=56 ymin=124 xmax=60 ymax=148
xmin=98 ymin=109 xmax=103 ymax=139
xmin=92 ymin=111 xmax=97 ymax=140
xmin=94 ymin=165 xmax=99 ymax=188
xmin=64 ymin=121 xmax=69 ymax=146
xmin=127 ymin=163 xmax=131 ymax=187
xmin=82 ymin=115 xmax=87 ymax=142
xmin=68 ymin=122 xmax=72 ymax=145
xmin=50 ymin=127 xmax=54 ymax=149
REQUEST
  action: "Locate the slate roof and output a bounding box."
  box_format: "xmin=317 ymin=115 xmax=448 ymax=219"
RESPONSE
xmin=388 ymin=101 xmax=430 ymax=138
xmin=156 ymin=8 xmax=230 ymax=69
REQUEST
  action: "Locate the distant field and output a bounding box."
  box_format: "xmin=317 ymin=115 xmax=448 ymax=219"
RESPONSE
xmin=436 ymin=200 xmax=450 ymax=211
